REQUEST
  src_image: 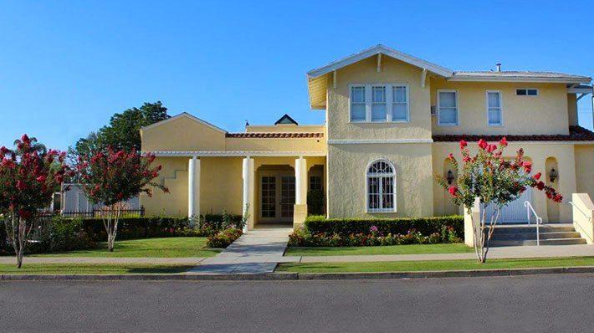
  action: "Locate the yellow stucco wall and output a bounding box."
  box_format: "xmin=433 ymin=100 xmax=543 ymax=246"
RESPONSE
xmin=575 ymin=145 xmax=594 ymax=198
xmin=327 ymin=56 xmax=432 ymax=141
xmin=430 ymin=80 xmax=570 ymax=135
xmin=432 ymin=143 xmax=577 ymax=222
xmin=141 ymin=116 xmax=226 ymax=152
xmin=327 ymin=143 xmax=434 ymax=218
xmin=142 ymin=157 xmax=244 ymax=216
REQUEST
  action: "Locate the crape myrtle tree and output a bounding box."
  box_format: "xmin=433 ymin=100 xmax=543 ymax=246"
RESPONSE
xmin=436 ymin=137 xmax=562 ymax=263
xmin=0 ymin=135 xmax=71 ymax=268
xmin=77 ymin=148 xmax=168 ymax=252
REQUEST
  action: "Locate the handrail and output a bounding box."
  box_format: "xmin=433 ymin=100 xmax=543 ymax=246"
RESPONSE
xmin=524 ymin=201 xmax=543 ymax=246
xmin=568 ymin=201 xmax=594 ymax=243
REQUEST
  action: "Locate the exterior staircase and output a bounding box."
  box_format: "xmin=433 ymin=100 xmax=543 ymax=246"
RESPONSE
xmin=489 ymin=223 xmax=587 ymax=247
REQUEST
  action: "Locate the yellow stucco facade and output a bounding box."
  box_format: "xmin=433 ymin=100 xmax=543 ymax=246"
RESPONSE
xmin=141 ymin=45 xmax=594 ymax=229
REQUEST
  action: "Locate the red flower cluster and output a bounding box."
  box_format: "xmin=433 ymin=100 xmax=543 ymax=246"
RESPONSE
xmin=76 ymin=147 xmax=168 ymax=206
xmin=0 ymin=134 xmax=71 ymax=219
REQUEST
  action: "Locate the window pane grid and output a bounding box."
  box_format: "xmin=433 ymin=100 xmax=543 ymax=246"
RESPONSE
xmin=372 ymin=86 xmax=386 ymax=122
xmin=438 ymin=91 xmax=458 ymax=125
xmin=392 ymin=86 xmax=408 ymax=121
xmin=350 ymin=86 xmax=366 ymax=121
xmin=367 ymin=161 xmax=395 ymax=212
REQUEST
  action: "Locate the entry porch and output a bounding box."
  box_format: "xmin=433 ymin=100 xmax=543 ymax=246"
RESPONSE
xmin=150 ymin=152 xmax=326 ymax=230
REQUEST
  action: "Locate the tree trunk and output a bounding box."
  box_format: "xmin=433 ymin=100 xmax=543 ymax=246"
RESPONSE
xmin=103 ymin=204 xmax=121 ymax=252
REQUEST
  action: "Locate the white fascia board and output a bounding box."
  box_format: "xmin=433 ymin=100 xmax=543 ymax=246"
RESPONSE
xmin=449 ymin=76 xmax=591 ymax=84
xmin=307 ymin=45 xmax=453 ymax=79
xmin=147 ymin=150 xmax=327 ymax=157
xmin=141 ymin=113 xmax=227 ymax=134
xmin=433 ymin=141 xmax=594 ymax=145
xmin=328 ymin=139 xmax=433 ymax=145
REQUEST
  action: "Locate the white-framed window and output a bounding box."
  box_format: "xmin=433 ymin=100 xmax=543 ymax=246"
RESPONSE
xmin=392 ymin=85 xmax=409 ymax=122
xmin=349 ymin=84 xmax=409 ymax=123
xmin=437 ymin=90 xmax=458 ymax=126
xmin=486 ymin=91 xmax=503 ymax=126
xmin=350 ymin=86 xmax=366 ymax=122
xmin=366 ymin=159 xmax=396 ymax=213
xmin=516 ymin=88 xmax=538 ymax=96
xmin=371 ymin=86 xmax=387 ymax=122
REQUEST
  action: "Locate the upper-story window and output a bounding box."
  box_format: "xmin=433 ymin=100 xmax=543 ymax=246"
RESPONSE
xmin=350 ymin=86 xmax=367 ymax=122
xmin=350 ymin=84 xmax=409 ymax=123
xmin=392 ymin=86 xmax=409 ymax=122
xmin=371 ymin=86 xmax=387 ymax=122
xmin=516 ymin=88 xmax=538 ymax=96
xmin=487 ymin=91 xmax=503 ymax=126
xmin=437 ymin=90 xmax=458 ymax=126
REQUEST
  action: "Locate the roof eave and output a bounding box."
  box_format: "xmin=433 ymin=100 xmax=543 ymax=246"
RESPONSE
xmin=449 ymin=76 xmax=591 ymax=84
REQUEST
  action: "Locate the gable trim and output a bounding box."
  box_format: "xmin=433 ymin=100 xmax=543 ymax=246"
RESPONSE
xmin=307 ymin=44 xmax=454 ymax=79
xmin=141 ymin=112 xmax=227 ymax=133
xmin=274 ymin=114 xmax=299 ymax=125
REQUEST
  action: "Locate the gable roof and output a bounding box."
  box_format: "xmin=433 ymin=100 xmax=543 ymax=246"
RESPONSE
xmin=141 ymin=112 xmax=227 ymax=133
xmin=306 ymin=44 xmax=592 ymax=109
xmin=307 ymin=44 xmax=453 ymax=80
xmin=274 ymin=114 xmax=298 ymax=125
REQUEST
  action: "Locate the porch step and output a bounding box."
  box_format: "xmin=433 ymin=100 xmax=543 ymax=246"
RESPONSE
xmin=490 ymin=238 xmax=587 ymax=247
xmin=488 ymin=223 xmax=587 ymax=247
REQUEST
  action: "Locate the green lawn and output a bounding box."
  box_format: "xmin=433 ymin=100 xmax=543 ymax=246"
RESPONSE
xmin=285 ymin=243 xmax=473 ymax=256
xmin=0 ymin=263 xmax=193 ymax=275
xmin=276 ymin=257 xmax=594 ymax=273
xmin=31 ymin=237 xmax=221 ymax=258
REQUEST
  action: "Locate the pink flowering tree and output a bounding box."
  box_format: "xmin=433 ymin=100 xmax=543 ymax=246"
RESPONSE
xmin=76 ymin=148 xmax=168 ymax=252
xmin=0 ymin=135 xmax=71 ymax=268
xmin=436 ymin=137 xmax=562 ymax=263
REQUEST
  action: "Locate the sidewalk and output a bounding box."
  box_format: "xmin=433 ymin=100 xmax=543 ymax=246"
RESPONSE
xmin=188 ymin=226 xmax=296 ymax=274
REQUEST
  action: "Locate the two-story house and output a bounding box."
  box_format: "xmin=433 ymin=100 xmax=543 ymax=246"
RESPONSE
xmin=140 ymin=45 xmax=594 ymax=230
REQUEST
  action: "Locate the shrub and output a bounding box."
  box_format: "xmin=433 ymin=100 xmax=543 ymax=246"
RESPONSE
xmin=287 ymin=215 xmax=463 ymax=247
xmin=304 ymin=215 xmax=463 ymax=238
xmin=307 ymin=190 xmax=325 ymax=215
xmin=46 ymin=217 xmax=95 ymax=252
xmin=207 ymin=228 xmax=243 ymax=248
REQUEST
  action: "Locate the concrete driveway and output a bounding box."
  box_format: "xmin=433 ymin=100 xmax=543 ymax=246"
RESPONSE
xmin=2 ymin=274 xmax=594 ymax=332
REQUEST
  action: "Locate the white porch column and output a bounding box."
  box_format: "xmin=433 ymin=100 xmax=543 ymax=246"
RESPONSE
xmin=242 ymin=157 xmax=255 ymax=231
xmin=293 ymin=156 xmax=308 ymax=230
xmin=295 ymin=156 xmax=308 ymax=205
xmin=188 ymin=157 xmax=200 ymax=220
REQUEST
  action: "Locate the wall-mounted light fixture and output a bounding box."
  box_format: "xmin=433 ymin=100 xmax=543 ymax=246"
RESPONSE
xmin=446 ymin=170 xmax=455 ymax=185
xmin=549 ymin=168 xmax=558 ymax=183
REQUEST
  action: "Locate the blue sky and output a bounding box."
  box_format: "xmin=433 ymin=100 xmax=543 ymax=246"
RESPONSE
xmin=1 ymin=0 xmax=593 ymax=150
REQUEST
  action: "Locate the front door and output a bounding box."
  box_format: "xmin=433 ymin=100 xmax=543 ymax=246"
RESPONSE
xmin=260 ymin=174 xmax=295 ymax=223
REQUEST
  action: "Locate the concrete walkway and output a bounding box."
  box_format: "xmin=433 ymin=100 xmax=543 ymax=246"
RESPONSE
xmin=288 ymin=244 xmax=594 ymax=263
xmin=188 ymin=226 xmax=296 ymax=274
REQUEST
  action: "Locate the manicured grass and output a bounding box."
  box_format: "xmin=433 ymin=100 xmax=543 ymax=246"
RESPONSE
xmin=285 ymin=243 xmax=473 ymax=256
xmin=276 ymin=257 xmax=594 ymax=273
xmin=31 ymin=237 xmax=221 ymax=258
xmin=0 ymin=264 xmax=194 ymax=275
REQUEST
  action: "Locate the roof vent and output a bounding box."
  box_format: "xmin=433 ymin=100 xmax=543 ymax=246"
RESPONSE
xmin=496 ymin=63 xmax=502 ymax=72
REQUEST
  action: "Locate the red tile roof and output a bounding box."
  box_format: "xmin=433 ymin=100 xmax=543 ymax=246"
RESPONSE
xmin=226 ymin=132 xmax=324 ymax=139
xmin=432 ymin=126 xmax=594 ymax=142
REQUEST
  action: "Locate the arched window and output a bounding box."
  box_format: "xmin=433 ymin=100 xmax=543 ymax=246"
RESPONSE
xmin=367 ymin=159 xmax=396 ymax=213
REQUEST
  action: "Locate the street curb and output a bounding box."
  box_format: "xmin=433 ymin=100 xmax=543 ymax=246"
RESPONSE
xmin=2 ymin=266 xmax=594 ymax=281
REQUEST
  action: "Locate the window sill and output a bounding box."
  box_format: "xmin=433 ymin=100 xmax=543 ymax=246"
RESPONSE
xmin=349 ymin=121 xmax=411 ymax=124
xmin=367 ymin=209 xmax=397 ymax=214
xmin=437 ymin=123 xmax=459 ymax=127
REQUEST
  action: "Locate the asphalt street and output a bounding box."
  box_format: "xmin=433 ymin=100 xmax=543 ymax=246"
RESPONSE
xmin=2 ymin=274 xmax=594 ymax=332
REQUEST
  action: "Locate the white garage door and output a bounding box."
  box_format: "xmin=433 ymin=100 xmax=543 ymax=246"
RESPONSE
xmin=482 ymin=188 xmax=532 ymax=224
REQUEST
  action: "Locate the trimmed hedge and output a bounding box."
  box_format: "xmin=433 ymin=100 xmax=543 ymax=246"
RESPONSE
xmin=304 ymin=215 xmax=464 ymax=238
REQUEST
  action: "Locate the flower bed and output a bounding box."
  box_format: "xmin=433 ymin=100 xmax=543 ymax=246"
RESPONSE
xmin=288 ymin=215 xmax=463 ymax=247
xmin=207 ymin=228 xmax=243 ymax=248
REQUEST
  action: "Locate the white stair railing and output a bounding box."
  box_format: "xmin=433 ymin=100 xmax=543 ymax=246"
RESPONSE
xmin=524 ymin=201 xmax=543 ymax=246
